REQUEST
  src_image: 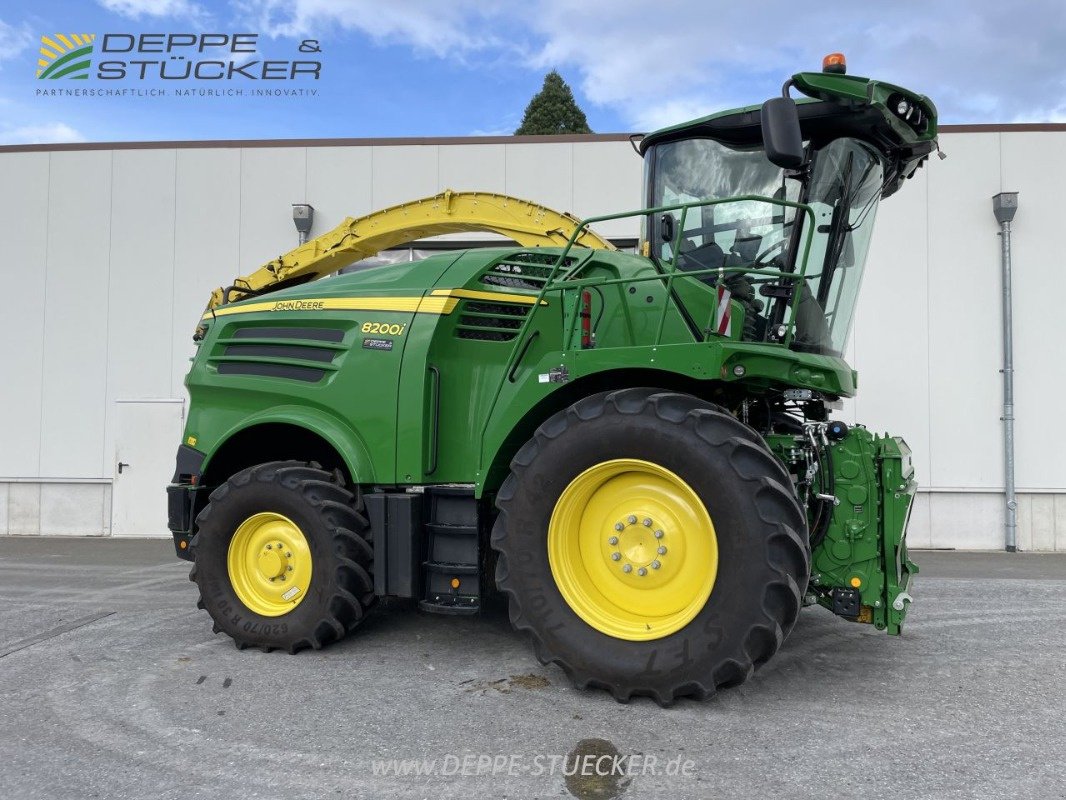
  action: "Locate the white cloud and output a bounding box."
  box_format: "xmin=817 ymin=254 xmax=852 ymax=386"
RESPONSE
xmin=468 ymin=128 xmax=509 ymax=136
xmin=233 ymin=0 xmax=505 ymax=57
xmin=0 ymin=18 xmax=33 ymax=63
xmin=96 ymin=0 xmax=205 ymax=20
xmin=0 ymin=122 xmax=86 ymax=145
xmin=233 ymin=0 xmax=1066 ymax=127
xmin=628 ymin=97 xmax=720 ymax=134
xmin=468 ymin=123 xmax=518 ymax=137
xmin=519 ymin=0 xmax=1066 ymax=127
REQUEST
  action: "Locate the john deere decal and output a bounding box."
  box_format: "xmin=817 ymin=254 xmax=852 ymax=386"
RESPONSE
xmin=37 ymin=34 xmax=95 ymax=80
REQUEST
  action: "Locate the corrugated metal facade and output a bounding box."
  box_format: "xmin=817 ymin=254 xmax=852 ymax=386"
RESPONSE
xmin=0 ymin=130 xmax=1062 ymax=548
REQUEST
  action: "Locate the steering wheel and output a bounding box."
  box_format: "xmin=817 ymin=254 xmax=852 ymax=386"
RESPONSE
xmin=751 ymin=238 xmax=787 ymax=267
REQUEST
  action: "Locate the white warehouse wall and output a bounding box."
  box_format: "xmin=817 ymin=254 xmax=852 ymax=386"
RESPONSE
xmin=0 ymin=129 xmax=1062 ymax=549
xmin=849 ymin=130 xmax=1066 ymax=549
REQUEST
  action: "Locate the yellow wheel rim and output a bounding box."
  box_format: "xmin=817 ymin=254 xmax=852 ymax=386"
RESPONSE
xmin=227 ymin=512 xmax=312 ymax=617
xmin=548 ymin=459 xmax=718 ymax=641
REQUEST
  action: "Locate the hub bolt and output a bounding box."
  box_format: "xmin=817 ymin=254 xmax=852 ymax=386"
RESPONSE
xmin=608 ymin=536 xmax=619 ymax=545
xmin=637 ymin=567 xmax=647 ymax=576
xmin=654 ymin=530 xmax=664 ymax=539
xmin=611 ymin=552 xmax=621 ymax=561
xmin=287 ymin=565 xmax=294 ymax=572
xmin=622 ymin=564 xmax=632 ymax=573
xmin=286 ymin=552 xmax=292 ymax=558
xmin=265 ymin=544 xmax=272 ymax=550
xmin=657 ymin=546 xmax=667 ymax=555
xmin=615 ymin=522 xmax=624 ymax=532
xmin=651 ymin=560 xmax=661 ymax=570
xmin=627 ymin=515 xmax=637 ymax=524
xmin=642 ymin=518 xmax=652 ymax=527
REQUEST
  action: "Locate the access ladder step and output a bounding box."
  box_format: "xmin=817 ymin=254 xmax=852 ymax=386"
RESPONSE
xmin=420 ymin=487 xmax=481 ymax=615
xmin=422 ymin=561 xmax=479 ymax=575
xmin=425 ymin=522 xmax=477 ymax=536
xmin=418 ymin=596 xmax=480 ymax=615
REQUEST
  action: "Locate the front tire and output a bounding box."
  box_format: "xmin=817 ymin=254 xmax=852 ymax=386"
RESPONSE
xmin=190 ymin=460 xmax=375 ymax=652
xmin=492 ymin=389 xmax=809 ymax=704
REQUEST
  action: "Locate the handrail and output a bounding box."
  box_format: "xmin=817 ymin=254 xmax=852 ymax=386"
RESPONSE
xmin=540 ymin=195 xmax=815 ymax=352
xmin=478 ymin=194 xmax=818 ymax=473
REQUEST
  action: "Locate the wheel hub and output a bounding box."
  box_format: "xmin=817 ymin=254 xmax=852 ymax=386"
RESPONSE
xmin=548 ymin=459 xmax=718 ymax=641
xmin=609 ymin=516 xmax=668 ymax=580
xmin=227 ymin=512 xmax=312 ymax=617
xmin=256 ymin=544 xmax=291 ymax=581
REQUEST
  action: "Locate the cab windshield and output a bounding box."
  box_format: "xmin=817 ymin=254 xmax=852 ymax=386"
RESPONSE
xmin=794 ymin=137 xmax=883 ymax=354
xmin=647 ymin=136 xmax=884 ymax=356
xmin=650 ymin=138 xmax=801 ymax=272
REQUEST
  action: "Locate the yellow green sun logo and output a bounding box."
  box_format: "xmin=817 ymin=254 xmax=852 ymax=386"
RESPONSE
xmin=37 ymin=34 xmax=95 ymax=80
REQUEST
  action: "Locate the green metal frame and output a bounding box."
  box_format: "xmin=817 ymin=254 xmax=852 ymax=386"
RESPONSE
xmin=477 ymin=195 xmax=818 ymax=464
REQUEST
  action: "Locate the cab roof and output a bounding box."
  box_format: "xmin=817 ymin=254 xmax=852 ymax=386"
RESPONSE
xmin=639 ymin=71 xmax=939 ymax=198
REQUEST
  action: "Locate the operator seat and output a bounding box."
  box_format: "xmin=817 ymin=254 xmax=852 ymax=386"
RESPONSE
xmin=677 ymin=237 xmax=725 ymax=276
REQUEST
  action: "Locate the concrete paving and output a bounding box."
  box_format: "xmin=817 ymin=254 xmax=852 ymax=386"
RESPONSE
xmin=0 ymin=536 xmax=1063 ymax=800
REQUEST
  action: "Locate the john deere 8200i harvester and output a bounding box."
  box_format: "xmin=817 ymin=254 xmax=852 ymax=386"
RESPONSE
xmin=168 ymin=56 xmax=936 ymax=704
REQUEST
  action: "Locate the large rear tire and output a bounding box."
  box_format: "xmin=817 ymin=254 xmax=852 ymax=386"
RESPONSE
xmin=190 ymin=460 xmax=375 ymax=652
xmin=492 ymin=388 xmax=809 ymax=704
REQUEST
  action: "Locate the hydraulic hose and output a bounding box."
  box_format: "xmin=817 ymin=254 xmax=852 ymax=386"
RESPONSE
xmin=808 ymin=440 xmax=835 ymax=548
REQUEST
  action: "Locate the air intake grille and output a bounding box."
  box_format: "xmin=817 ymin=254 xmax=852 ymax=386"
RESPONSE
xmin=217 ymin=361 xmax=326 ymax=382
xmin=232 ymin=327 xmax=344 ymax=343
xmin=479 ymin=252 xmax=575 ymax=291
xmin=454 ymin=300 xmax=529 ymax=342
xmin=211 ymin=325 xmax=347 ymax=382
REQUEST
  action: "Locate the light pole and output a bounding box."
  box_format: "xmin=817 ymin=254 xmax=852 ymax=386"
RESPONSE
xmin=992 ymin=191 xmax=1018 ymax=552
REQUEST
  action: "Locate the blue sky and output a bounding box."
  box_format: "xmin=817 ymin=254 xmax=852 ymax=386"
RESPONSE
xmin=1 ymin=0 xmax=1065 ymax=144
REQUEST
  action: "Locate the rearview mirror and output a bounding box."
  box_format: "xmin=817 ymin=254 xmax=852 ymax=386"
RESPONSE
xmin=761 ymin=96 xmax=804 ymax=169
xmin=660 ymin=214 xmax=675 ymax=243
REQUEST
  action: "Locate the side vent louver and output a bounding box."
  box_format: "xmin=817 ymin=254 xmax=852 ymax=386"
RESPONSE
xmin=454 ymin=300 xmax=529 ymax=342
xmin=479 ymin=252 xmax=575 ymax=291
xmin=211 ymin=325 xmax=347 ymax=382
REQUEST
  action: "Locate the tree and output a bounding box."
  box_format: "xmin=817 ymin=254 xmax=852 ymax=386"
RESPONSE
xmin=514 ymin=71 xmax=593 ymax=135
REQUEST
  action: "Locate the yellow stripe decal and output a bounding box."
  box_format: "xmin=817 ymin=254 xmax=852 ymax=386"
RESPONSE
xmin=431 ymin=288 xmax=548 ymax=305
xmin=203 ymin=287 xmax=549 ymax=320
xmin=56 ymin=34 xmax=74 ymax=49
xmin=203 ymin=295 xmax=460 ymax=320
xmin=70 ymin=34 xmax=84 ymax=46
xmin=41 ymin=36 xmax=65 ymax=53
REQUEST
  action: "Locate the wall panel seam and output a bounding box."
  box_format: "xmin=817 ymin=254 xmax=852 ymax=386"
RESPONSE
xmin=35 ymin=153 xmax=52 ymax=477
xmin=100 ymin=151 xmax=115 ymax=479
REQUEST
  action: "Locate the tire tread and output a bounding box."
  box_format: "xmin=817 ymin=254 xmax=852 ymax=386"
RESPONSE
xmin=190 ymin=460 xmax=375 ymax=653
xmin=493 ymin=388 xmax=809 ymax=705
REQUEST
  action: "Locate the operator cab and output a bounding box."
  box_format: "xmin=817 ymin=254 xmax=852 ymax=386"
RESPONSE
xmin=639 ymin=57 xmax=936 ymax=356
